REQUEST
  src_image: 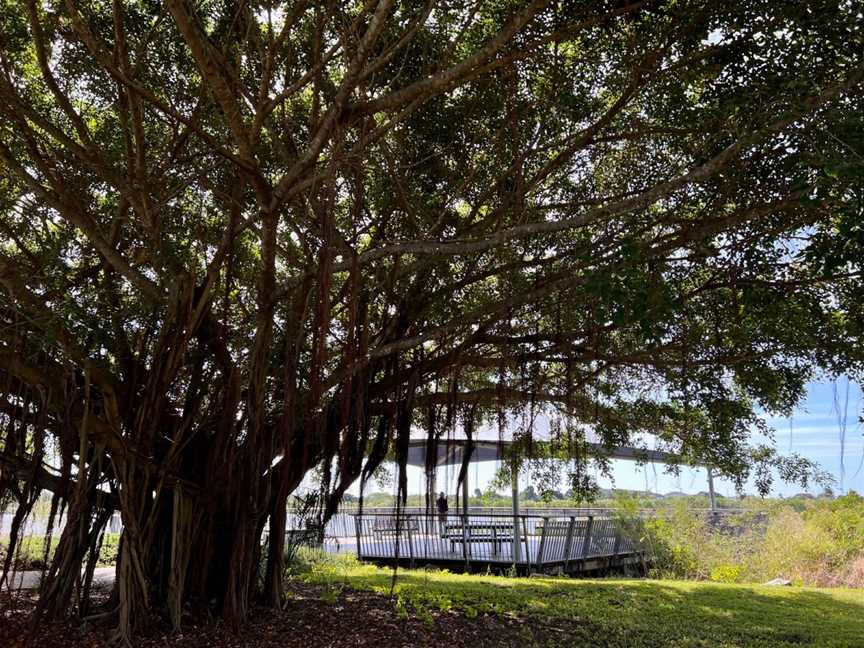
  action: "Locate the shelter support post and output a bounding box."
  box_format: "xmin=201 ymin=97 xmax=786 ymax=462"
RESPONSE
xmin=425 ymin=468 xmax=436 ymax=536
xmin=511 ymin=459 xmax=521 ymax=565
xmin=707 ymin=467 xmax=717 ymax=512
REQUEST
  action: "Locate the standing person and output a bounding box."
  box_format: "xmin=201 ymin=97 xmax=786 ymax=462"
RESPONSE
xmin=436 ymin=491 xmax=449 ymax=536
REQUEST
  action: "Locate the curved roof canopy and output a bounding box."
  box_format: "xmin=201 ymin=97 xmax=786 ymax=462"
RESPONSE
xmin=406 ymin=439 xmax=687 ymax=468
xmin=405 ymin=409 xmax=695 ymax=468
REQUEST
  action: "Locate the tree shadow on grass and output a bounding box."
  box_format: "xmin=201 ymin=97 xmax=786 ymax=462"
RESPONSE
xmin=645 ymin=583 xmax=864 ymax=647
xmin=330 ymin=568 xmax=864 ymax=647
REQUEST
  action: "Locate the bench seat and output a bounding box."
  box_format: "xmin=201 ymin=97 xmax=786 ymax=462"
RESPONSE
xmin=371 ymin=518 xmax=420 ymax=537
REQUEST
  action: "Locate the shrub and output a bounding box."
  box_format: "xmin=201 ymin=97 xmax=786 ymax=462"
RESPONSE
xmin=0 ymin=535 xmax=58 ymax=569
xmin=286 ymin=545 xmax=361 ymax=578
xmin=737 ymin=493 xmax=864 ymax=586
xmin=710 ymin=565 xmax=742 ymax=583
xmin=1 ymin=532 xmax=120 ymax=569
xmin=97 ymin=533 xmax=120 ymax=566
xmin=616 ymin=491 xmax=864 ymax=587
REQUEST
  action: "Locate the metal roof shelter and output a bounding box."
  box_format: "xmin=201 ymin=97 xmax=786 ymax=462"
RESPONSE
xmin=405 ymin=435 xmax=716 ymax=519
xmin=402 ymin=434 xmax=715 ymax=565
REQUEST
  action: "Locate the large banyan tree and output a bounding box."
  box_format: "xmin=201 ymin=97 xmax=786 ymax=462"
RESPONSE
xmin=1 ymin=0 xmax=863 ymax=640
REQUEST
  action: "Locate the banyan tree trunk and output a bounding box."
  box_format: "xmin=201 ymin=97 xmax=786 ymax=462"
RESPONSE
xmin=30 ymin=460 xmax=286 ymax=643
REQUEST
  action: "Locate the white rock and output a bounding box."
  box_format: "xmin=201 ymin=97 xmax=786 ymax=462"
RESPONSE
xmin=763 ymin=578 xmax=792 ymax=586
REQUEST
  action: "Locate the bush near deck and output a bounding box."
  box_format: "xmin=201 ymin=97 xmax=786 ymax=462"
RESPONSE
xmin=0 ymin=532 xmax=119 ymax=570
xmin=294 ymin=550 xmax=864 ymax=648
xmin=626 ymin=491 xmax=864 ymax=587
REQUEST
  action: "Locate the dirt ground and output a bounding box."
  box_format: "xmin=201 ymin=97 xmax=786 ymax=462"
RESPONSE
xmin=0 ymin=582 xmax=561 ymax=648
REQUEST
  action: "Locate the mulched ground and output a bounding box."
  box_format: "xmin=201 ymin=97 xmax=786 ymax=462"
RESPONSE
xmin=0 ymin=582 xmax=563 ymax=647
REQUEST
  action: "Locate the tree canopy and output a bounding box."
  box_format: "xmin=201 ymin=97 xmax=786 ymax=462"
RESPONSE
xmin=1 ymin=0 xmax=863 ymax=639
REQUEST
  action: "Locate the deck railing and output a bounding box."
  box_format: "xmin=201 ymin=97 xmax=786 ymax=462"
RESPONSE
xmin=310 ymin=506 xmax=745 ymax=552
xmin=351 ymin=512 xmax=640 ymax=571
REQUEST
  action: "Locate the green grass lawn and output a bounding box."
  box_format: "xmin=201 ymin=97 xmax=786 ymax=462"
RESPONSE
xmin=296 ymin=553 xmax=864 ymax=647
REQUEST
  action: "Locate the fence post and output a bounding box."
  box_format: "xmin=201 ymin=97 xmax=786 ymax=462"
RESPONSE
xmin=492 ymin=523 xmax=498 ymax=558
xmin=581 ymin=515 xmax=595 ymax=567
xmin=536 ymin=516 xmax=549 ymax=569
xmin=562 ymin=517 xmax=576 ymax=571
xmin=408 ymin=514 xmax=415 ymax=568
xmin=462 ymin=512 xmax=469 ymax=565
xmin=611 ymin=524 xmax=622 ymax=567
xmin=424 ymin=512 xmax=430 ymax=561
xmin=355 ymin=513 xmax=362 ymax=558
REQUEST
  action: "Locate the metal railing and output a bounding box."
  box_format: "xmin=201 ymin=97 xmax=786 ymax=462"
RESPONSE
xmin=311 ymin=506 xmax=747 ymax=555
xmin=351 ymin=512 xmax=640 ymax=571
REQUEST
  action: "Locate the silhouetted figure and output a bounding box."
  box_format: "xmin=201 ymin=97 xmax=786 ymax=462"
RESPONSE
xmin=436 ymin=492 xmax=449 ymax=535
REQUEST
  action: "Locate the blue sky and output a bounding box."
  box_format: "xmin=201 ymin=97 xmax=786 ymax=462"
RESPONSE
xmin=605 ymin=378 xmax=864 ymax=498
xmin=356 ymin=378 xmax=864 ymax=500
xmin=751 ymin=378 xmax=864 ymax=496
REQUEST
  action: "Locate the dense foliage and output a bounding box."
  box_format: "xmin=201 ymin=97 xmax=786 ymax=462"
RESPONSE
xmin=620 ymin=491 xmax=864 ymax=587
xmin=0 ymin=0 xmax=862 ymax=638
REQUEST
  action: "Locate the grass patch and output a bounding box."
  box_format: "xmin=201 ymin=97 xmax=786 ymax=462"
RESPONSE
xmin=293 ymin=550 xmax=864 ymax=647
